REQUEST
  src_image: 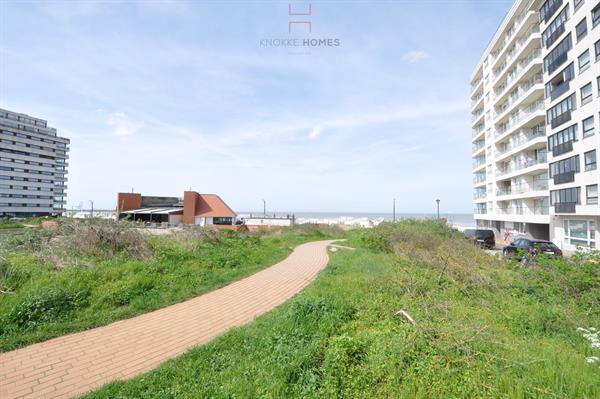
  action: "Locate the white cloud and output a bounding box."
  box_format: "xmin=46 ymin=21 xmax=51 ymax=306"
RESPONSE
xmin=106 ymin=112 xmax=142 ymax=136
xmin=308 ymin=126 xmax=324 ymax=140
xmin=402 ymin=50 xmax=430 ymax=63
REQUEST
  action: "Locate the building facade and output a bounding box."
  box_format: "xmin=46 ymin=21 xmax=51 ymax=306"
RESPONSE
xmin=471 ymin=0 xmax=599 ymax=252
xmin=116 ymin=191 xmax=237 ymax=227
xmin=0 ymin=109 xmax=69 ymax=218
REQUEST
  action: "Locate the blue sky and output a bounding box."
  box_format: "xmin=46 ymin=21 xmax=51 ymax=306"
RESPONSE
xmin=0 ymin=0 xmax=513 ymax=213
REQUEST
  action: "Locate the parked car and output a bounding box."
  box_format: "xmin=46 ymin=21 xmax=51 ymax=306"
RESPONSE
xmin=503 ymin=238 xmax=562 ymax=259
xmin=464 ymin=229 xmax=495 ymax=249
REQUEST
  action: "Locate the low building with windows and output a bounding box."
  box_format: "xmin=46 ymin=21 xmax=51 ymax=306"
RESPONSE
xmin=471 ymin=0 xmax=599 ymax=253
xmin=116 ymin=191 xmax=236 ymax=227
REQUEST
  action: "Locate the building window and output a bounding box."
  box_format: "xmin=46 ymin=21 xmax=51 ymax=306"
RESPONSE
xmin=543 ymin=6 xmax=569 ymax=48
xmin=583 ymin=115 xmax=595 ymax=137
xmin=593 ymin=3 xmax=600 ymax=27
xmin=581 ymin=82 xmax=593 ymax=104
xmin=576 ymin=18 xmax=587 ymax=40
xmin=551 ymin=186 xmax=581 ymax=205
xmin=587 ymin=185 xmax=599 ymax=204
xmin=550 ymin=154 xmax=580 ymax=177
xmin=547 ymin=94 xmax=574 ymax=127
xmin=585 ymin=150 xmax=597 ymax=171
xmin=596 ymin=40 xmax=600 ymax=61
xmin=579 ymin=49 xmax=590 ymax=72
xmin=545 ymin=34 xmax=572 ymax=74
xmin=548 ymin=123 xmax=577 ymax=152
xmin=574 ymin=0 xmax=584 ymax=11
xmin=564 ymin=220 xmax=596 ymax=248
xmin=540 ymin=0 xmax=564 ymax=23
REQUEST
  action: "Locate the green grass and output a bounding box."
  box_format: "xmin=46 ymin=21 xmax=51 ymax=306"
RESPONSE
xmin=0 ymin=221 xmax=343 ymax=352
xmin=84 ymin=221 xmax=600 ymax=398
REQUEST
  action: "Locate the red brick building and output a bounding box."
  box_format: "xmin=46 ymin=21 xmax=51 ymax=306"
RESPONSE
xmin=116 ymin=191 xmax=236 ymax=226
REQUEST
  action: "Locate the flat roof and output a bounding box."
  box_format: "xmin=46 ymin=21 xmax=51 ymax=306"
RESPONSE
xmin=120 ymin=207 xmax=183 ymax=215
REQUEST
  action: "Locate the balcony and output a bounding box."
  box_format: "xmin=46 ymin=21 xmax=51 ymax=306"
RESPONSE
xmin=473 ymin=159 xmax=486 ymax=170
xmin=495 ymin=100 xmax=545 ymax=137
xmin=549 ymin=80 xmax=570 ymax=101
xmin=471 ymin=110 xmax=484 ymax=122
xmin=472 ymin=124 xmax=485 ymax=138
xmin=473 ymin=141 xmax=485 ymax=153
xmin=497 ymin=128 xmax=546 ymax=156
xmin=551 ymin=140 xmax=573 ymax=157
xmin=473 ymin=192 xmax=487 ymax=200
xmin=553 ymin=171 xmax=575 ymax=185
xmin=555 ymin=202 xmax=576 ymax=213
xmin=497 ymin=154 xmax=548 ymax=177
xmin=546 ymin=51 xmax=568 ymax=75
xmin=473 ymin=174 xmax=486 ymax=184
xmin=545 ymin=23 xmax=565 ymax=49
xmin=474 ymin=208 xmax=487 ymax=215
xmin=496 ymin=182 xmax=548 ymax=197
xmin=541 ymin=0 xmax=563 ymax=23
xmin=550 ymin=110 xmax=571 ymax=128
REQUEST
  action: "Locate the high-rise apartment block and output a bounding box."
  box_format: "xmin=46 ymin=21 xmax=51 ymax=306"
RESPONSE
xmin=0 ymin=109 xmax=69 ymax=217
xmin=471 ymin=0 xmax=599 ymax=252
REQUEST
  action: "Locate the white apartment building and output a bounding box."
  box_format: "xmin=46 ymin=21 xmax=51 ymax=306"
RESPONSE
xmin=471 ymin=0 xmax=599 ymax=252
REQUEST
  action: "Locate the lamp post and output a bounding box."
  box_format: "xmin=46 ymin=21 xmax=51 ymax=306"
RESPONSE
xmin=436 ymin=199 xmax=440 ymax=219
xmin=89 ymin=200 xmax=94 ymax=219
xmin=393 ymin=198 xmax=396 ymax=222
xmin=262 ymin=199 xmax=266 ymax=217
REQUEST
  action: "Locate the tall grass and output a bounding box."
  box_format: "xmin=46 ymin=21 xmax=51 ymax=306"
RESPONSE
xmin=0 ymin=219 xmax=343 ymax=352
xmin=85 ymin=220 xmax=600 ymax=398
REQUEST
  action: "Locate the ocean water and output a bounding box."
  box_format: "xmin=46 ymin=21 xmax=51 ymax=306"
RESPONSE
xmin=238 ymin=212 xmax=475 ymax=229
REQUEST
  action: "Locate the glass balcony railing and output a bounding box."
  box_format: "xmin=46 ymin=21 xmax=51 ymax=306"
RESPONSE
xmin=495 ymin=100 xmax=544 ymax=137
xmin=496 ymin=182 xmax=548 ymax=196
xmin=497 ymin=154 xmax=547 ymax=176
xmin=497 ymin=128 xmax=546 ymax=155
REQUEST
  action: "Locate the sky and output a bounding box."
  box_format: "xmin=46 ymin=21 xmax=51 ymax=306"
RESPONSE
xmin=0 ymin=0 xmax=513 ymax=213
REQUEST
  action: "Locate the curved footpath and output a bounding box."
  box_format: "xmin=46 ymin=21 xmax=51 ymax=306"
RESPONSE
xmin=0 ymin=240 xmax=338 ymax=399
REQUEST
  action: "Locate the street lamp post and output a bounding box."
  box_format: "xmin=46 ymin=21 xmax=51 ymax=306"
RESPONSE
xmin=393 ymin=198 xmax=396 ymax=222
xmin=262 ymin=199 xmax=266 ymax=217
xmin=89 ymin=200 xmax=94 ymax=219
xmin=436 ymin=199 xmax=440 ymax=219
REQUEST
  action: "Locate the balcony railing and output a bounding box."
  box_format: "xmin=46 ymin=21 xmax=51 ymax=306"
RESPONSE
xmin=473 ymin=192 xmax=487 ymax=199
xmin=471 ymin=94 xmax=483 ymax=106
xmin=551 ymin=140 xmax=573 ymax=157
xmin=472 ymin=124 xmax=485 ymax=138
xmin=497 ymin=154 xmax=547 ymax=176
xmin=472 ymin=110 xmax=484 ymax=122
xmin=473 ymin=159 xmax=486 ymax=169
xmin=473 ymin=141 xmax=485 ymax=153
xmin=473 ymin=174 xmax=486 ymax=184
xmin=496 ymin=182 xmax=548 ymax=196
xmin=474 ymin=208 xmax=487 ymax=215
xmin=555 ymin=202 xmax=576 ymax=213
xmin=553 ymin=171 xmax=576 ymax=185
xmin=497 ymin=128 xmax=546 ymax=155
xmin=550 ymin=110 xmax=571 ymax=128
xmin=496 ymin=100 xmax=544 ymax=136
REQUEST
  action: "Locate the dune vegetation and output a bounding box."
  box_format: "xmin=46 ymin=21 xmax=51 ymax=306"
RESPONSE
xmin=83 ymin=220 xmax=600 ymax=398
xmin=0 ymin=219 xmax=343 ymax=352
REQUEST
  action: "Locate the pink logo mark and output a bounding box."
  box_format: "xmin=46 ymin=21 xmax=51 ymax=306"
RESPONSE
xmin=288 ymin=3 xmax=311 ymax=33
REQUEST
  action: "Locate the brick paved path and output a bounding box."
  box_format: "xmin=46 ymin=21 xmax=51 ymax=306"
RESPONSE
xmin=0 ymin=240 xmax=336 ymax=399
